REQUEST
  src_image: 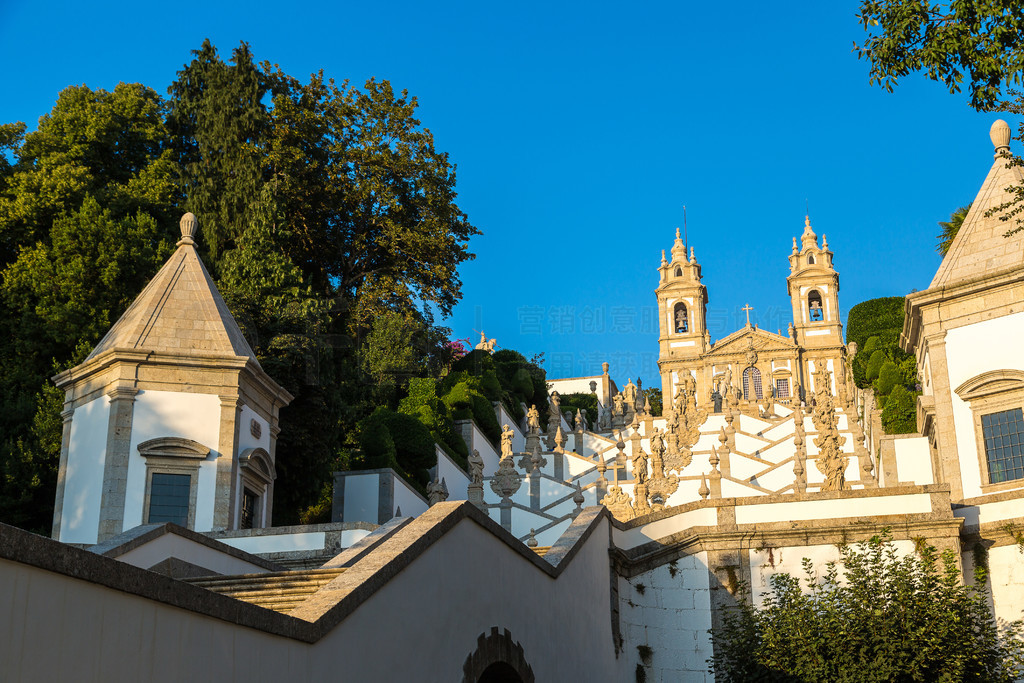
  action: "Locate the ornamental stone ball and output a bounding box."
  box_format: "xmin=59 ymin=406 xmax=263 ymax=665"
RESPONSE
xmin=991 ymin=119 xmax=1011 ymax=152
xmin=179 ymin=212 xmax=199 ymax=245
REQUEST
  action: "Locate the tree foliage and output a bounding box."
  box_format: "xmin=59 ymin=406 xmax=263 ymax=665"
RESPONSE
xmin=711 ymin=532 xmax=1024 ymax=682
xmin=937 ymin=203 xmax=971 ymax=255
xmin=0 ymin=40 xmax=481 ymax=529
xmin=855 ymin=1 xmax=1024 ymax=111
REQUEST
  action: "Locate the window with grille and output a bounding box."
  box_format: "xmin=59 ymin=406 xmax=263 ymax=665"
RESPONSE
xmin=147 ymin=473 xmax=190 ymax=525
xmin=982 ymin=408 xmax=1024 ymax=483
xmin=743 ymin=367 xmax=763 ymax=400
xmin=775 ymin=378 xmax=790 ymax=398
xmin=240 ymin=488 xmax=258 ymax=530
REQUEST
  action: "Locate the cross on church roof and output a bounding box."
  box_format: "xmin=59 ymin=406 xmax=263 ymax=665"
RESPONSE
xmin=742 ymin=304 xmax=753 ymax=327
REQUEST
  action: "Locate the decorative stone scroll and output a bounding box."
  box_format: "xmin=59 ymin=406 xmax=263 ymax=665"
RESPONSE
xmin=811 ymin=366 xmax=847 ymax=491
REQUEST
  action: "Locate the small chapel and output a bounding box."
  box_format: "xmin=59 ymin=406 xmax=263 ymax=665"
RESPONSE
xmin=0 ymin=120 xmax=1022 ymax=683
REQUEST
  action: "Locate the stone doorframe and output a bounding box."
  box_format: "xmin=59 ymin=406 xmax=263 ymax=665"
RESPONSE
xmin=461 ymin=627 xmax=535 ymax=683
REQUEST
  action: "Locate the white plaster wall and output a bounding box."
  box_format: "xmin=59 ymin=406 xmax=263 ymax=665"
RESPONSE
xmin=470 ymin=422 xmax=501 ymax=475
xmin=435 ymin=446 xmax=470 ymax=502
xmin=894 ymin=436 xmax=934 ymax=485
xmin=945 ymin=312 xmax=1024 ymax=498
xmin=734 ymin=493 xmax=931 ymax=526
xmin=237 ymin=404 xmax=270 ymax=455
xmin=116 ymin=534 xmax=272 ymax=575
xmin=619 ymin=552 xmax=713 ymax=681
xmin=342 ymin=474 xmax=378 ymax=523
xmin=123 ymin=390 xmax=221 ymax=533
xmin=60 ymin=395 xmax=109 ymax=544
xmin=749 ymin=540 xmax=915 ymax=607
xmin=547 ymin=376 xmax=605 ymax=405
xmin=1 ymin=516 xmax=621 ymax=682
xmin=964 ymin=543 xmax=1024 ymax=627
xmin=615 ymin=507 xmax=718 ymax=550
xmin=220 ymin=531 xmax=331 ymax=555
xmin=392 ymin=475 xmax=427 ymax=518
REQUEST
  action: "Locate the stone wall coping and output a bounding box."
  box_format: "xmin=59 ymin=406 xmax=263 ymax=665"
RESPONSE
xmin=953 ymin=488 xmax=1024 ymax=507
xmin=204 ymin=520 xmax=378 ymax=540
xmin=322 ymin=517 xmax=413 ymax=568
xmin=611 ymin=483 xmax=954 ymax=530
xmin=288 ymin=502 xmax=610 ymax=633
xmin=0 ymin=502 xmax=611 ymax=643
xmin=89 ymin=522 xmax=283 ymax=571
xmin=615 ymin=516 xmax=965 ymax=578
xmin=878 ymin=432 xmax=929 ymax=443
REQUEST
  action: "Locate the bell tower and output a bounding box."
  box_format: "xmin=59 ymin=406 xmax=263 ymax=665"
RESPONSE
xmin=787 ymin=216 xmax=844 ymax=394
xmin=657 ymin=228 xmax=709 ymax=400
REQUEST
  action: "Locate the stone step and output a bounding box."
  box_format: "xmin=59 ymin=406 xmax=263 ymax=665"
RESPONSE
xmin=184 ymin=567 xmax=346 ymax=613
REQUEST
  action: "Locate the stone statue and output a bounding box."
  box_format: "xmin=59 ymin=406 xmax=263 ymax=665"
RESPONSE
xmin=526 ymin=404 xmax=540 ymax=433
xmin=474 ymin=330 xmax=497 ymax=353
xmin=683 ymin=372 xmax=696 ymax=396
xmin=468 ymin=449 xmax=485 ymax=486
xmin=548 ymin=391 xmax=561 ymax=421
xmin=500 ymin=423 xmax=514 ymax=458
xmin=622 ymin=378 xmax=637 ymax=406
xmin=811 ymin=366 xmax=847 ymax=491
xmin=632 ymin=444 xmax=649 ymax=486
xmin=598 ymin=403 xmax=611 ymax=431
xmin=612 ymin=393 xmax=624 ymax=416
xmin=426 ymin=478 xmax=449 ymax=506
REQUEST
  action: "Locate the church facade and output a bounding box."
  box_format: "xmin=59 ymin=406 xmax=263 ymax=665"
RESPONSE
xmin=0 ymin=122 xmax=1022 ymax=682
xmin=656 ymin=217 xmax=846 ymax=414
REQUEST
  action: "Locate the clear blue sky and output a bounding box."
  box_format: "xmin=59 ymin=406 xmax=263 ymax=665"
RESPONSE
xmin=0 ymin=0 xmax=1008 ymax=386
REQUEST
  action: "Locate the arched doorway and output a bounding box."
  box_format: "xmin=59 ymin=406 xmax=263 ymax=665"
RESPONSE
xmin=462 ymin=628 xmax=535 ymax=683
xmin=478 ymin=662 xmax=524 ymax=683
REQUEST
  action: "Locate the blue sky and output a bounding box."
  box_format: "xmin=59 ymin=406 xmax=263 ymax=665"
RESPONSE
xmin=0 ymin=0 xmax=1008 ymax=386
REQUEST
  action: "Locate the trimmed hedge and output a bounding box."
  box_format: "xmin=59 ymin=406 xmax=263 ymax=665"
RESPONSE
xmin=882 ymin=385 xmax=919 ymax=434
xmin=846 ymin=297 xmax=905 ymax=351
xmin=357 ymin=407 xmax=436 ymax=491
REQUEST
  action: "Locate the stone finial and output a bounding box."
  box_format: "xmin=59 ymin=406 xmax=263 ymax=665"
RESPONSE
xmin=822 ymin=234 xmax=829 ymax=250
xmin=801 ymin=215 xmax=817 ymax=249
xmin=178 ymin=212 xmax=199 ymax=246
xmin=792 ymin=236 xmax=798 ymax=255
xmin=661 ymin=249 xmax=667 ymax=266
xmin=602 ymin=361 xmax=610 ymax=376
xmin=991 ymin=118 xmax=1011 ymax=153
xmin=572 ymin=481 xmax=585 ymax=509
xmin=698 ymin=474 xmax=710 ymax=500
xmin=527 ymin=529 xmax=539 ymax=548
xmin=689 ymin=246 xmax=696 ymax=263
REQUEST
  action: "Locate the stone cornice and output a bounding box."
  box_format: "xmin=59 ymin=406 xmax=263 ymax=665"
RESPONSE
xmin=902 ymin=265 xmax=1024 ymax=353
xmin=52 ymin=347 xmax=293 ymax=408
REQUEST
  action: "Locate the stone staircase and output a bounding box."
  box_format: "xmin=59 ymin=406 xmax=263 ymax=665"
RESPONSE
xmin=185 ymin=567 xmax=345 ymax=614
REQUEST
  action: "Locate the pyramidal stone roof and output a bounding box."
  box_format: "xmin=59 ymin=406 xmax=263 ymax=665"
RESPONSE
xmin=86 ymin=213 xmax=260 ymax=367
xmin=931 ymin=119 xmax=1024 ymax=289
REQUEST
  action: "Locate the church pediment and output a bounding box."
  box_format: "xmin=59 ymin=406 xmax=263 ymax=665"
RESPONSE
xmin=707 ymin=328 xmax=796 ymax=357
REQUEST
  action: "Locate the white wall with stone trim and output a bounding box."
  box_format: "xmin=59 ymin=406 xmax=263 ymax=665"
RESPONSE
xmin=893 ymin=436 xmax=933 ymax=485
xmin=963 ymin=542 xmax=1024 ymax=627
xmin=944 ymin=312 xmax=1024 ymax=498
xmin=114 ymin=533 xmax=274 ymax=575
xmin=59 ymin=395 xmax=109 ymax=543
xmin=435 ymin=445 xmax=470 ymax=501
xmin=619 ymin=553 xmax=713 ymax=682
xmin=342 ymin=474 xmax=378 ymax=523
xmin=123 ymin=390 xmax=222 ymax=534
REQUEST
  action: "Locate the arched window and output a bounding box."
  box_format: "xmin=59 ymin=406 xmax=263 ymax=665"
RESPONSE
xmin=673 ymin=302 xmax=688 ymax=333
xmin=808 ymin=290 xmax=823 ymax=321
xmin=674 ymin=266 xmax=682 ymax=277
xmin=808 ymin=254 xmax=816 ymax=265
xmin=743 ymin=367 xmax=763 ymax=400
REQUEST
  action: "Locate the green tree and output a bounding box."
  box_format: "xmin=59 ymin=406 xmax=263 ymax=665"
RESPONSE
xmin=937 ymin=203 xmax=971 ymax=255
xmin=711 ymin=532 xmax=1024 ymax=681
xmin=855 ymin=1 xmax=1024 ymax=111
xmin=0 ymin=83 xmax=178 ymax=533
xmin=881 ymin=384 xmax=919 ymax=433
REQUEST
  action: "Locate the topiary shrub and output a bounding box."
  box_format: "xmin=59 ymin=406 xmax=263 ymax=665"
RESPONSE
xmin=358 ymin=408 xmax=399 ymax=471
xmin=882 ymin=385 xmax=919 ymax=434
xmin=866 ymin=350 xmax=887 ymax=381
xmin=357 ymin=407 xmax=435 ymax=490
xmin=875 ymin=360 xmax=900 ymax=396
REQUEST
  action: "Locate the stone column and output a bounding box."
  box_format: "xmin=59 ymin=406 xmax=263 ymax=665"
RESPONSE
xmin=924 ymin=333 xmax=963 ymax=501
xmin=213 ymin=394 xmax=242 ymax=530
xmin=50 ymin=404 xmax=74 ymax=540
xmin=97 ymin=386 xmax=138 ymax=542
